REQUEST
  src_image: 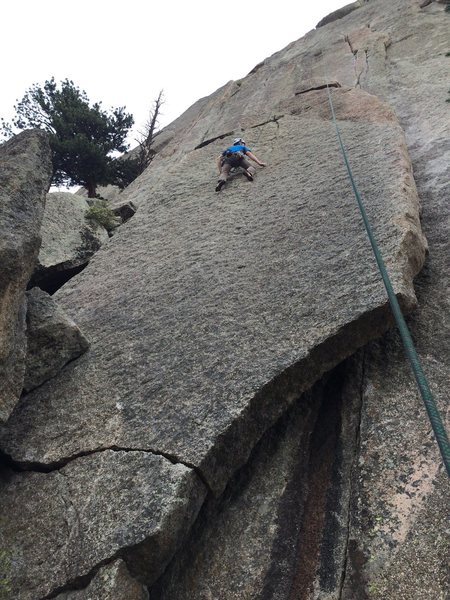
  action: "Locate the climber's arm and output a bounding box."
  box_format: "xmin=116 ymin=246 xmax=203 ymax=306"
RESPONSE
xmin=246 ymin=151 xmax=266 ymax=167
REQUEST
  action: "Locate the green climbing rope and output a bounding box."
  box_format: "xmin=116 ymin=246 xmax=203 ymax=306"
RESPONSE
xmin=326 ymin=84 xmax=450 ymax=477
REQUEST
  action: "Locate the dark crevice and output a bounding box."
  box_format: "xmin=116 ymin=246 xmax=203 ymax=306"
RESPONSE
xmin=338 ymin=351 xmax=365 ymax=600
xmin=194 ymin=116 xmax=283 ymax=150
xmin=287 ymin=363 xmax=347 ymax=600
xmin=194 ymin=131 xmax=235 ymax=150
xmin=28 ymin=262 xmax=88 ymax=295
xmin=41 ymin=546 xmax=150 ymax=600
xmin=0 ymin=444 xmax=212 ymax=494
xmin=249 ymin=114 xmax=284 ymax=128
xmin=149 ymin=356 xmax=366 ymax=600
xmin=295 ymin=83 xmax=341 ymax=95
xmin=345 ymin=35 xmax=357 ymax=57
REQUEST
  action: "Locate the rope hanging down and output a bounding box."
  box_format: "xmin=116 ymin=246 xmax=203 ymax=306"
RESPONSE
xmin=325 ymin=84 xmax=450 ymax=477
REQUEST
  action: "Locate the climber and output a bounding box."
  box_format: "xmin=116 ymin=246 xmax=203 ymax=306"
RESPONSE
xmin=215 ymin=137 xmax=266 ymax=192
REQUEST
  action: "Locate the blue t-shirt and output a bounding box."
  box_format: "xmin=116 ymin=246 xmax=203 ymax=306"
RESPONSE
xmin=224 ymin=144 xmax=250 ymax=154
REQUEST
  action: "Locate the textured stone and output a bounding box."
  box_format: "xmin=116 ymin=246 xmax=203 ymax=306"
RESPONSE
xmin=342 ymin=336 xmax=450 ymax=600
xmin=0 ymin=129 xmax=52 ymax=421
xmin=0 ymin=451 xmax=206 ymax=600
xmin=0 ymin=1 xmax=448 ymax=598
xmin=152 ymin=363 xmax=362 ymax=600
xmin=55 ymin=560 xmax=149 ymax=600
xmin=31 ymin=192 xmax=109 ymax=293
xmin=316 ymin=1 xmax=364 ymax=28
xmin=24 ymin=287 xmax=90 ymax=392
xmin=0 ymin=92 xmax=426 ymax=495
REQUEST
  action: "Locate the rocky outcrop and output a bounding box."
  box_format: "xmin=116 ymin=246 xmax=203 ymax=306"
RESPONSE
xmin=55 ymin=560 xmax=149 ymax=600
xmin=316 ymin=1 xmax=364 ymax=27
xmin=0 ymin=89 xmax=426 ymax=494
xmin=0 ymin=129 xmax=52 ymax=422
xmin=0 ymin=1 xmax=448 ymax=598
xmin=24 ymin=287 xmax=90 ymax=392
xmin=31 ymin=192 xmax=109 ymax=294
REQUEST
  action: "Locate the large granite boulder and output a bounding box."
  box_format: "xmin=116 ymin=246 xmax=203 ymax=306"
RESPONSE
xmin=24 ymin=287 xmax=90 ymax=392
xmin=0 ymin=129 xmax=52 ymax=422
xmin=31 ymin=192 xmax=109 ymax=293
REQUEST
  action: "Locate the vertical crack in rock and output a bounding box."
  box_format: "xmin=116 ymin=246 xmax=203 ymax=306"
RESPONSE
xmin=287 ymin=366 xmax=348 ymax=599
xmin=338 ymin=351 xmax=366 ymax=600
xmin=282 ymin=356 xmax=364 ymax=600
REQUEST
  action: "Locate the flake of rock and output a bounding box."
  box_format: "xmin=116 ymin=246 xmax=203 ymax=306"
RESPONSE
xmin=0 ymin=451 xmax=206 ymax=600
xmin=24 ymin=287 xmax=90 ymax=392
xmin=0 ymin=129 xmax=52 ymax=421
xmin=54 ymin=560 xmax=148 ymax=600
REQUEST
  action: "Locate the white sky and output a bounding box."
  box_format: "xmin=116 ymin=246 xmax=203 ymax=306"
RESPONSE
xmin=1 ymin=0 xmax=349 ymax=144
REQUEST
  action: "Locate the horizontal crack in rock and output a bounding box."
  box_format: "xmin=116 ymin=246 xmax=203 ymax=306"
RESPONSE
xmin=194 ymin=131 xmax=235 ymax=150
xmin=295 ymin=83 xmax=341 ymax=95
xmin=0 ymin=445 xmax=212 ymax=494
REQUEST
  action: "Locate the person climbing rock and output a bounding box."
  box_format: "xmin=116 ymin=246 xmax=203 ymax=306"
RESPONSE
xmin=215 ymin=137 xmax=266 ymax=192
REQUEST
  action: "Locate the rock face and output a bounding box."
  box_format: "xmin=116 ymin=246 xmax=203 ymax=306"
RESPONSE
xmin=0 ymin=1 xmax=449 ymax=598
xmin=24 ymin=287 xmax=90 ymax=392
xmin=0 ymin=90 xmax=426 ymax=493
xmin=0 ymin=129 xmax=52 ymax=422
xmin=316 ymin=0 xmax=365 ymax=27
xmin=31 ymin=192 xmax=109 ymax=293
xmin=0 ymin=451 xmax=206 ymax=599
xmin=55 ymin=560 xmax=149 ymax=600
xmin=152 ymin=363 xmax=362 ymax=600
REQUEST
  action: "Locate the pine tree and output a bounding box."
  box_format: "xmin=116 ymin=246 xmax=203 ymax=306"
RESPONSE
xmin=1 ymin=78 xmax=134 ymax=197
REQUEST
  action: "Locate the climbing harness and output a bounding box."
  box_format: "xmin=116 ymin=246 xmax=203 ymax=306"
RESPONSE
xmin=325 ymin=83 xmax=450 ymax=477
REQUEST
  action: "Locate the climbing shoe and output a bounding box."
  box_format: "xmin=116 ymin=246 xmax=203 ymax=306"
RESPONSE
xmin=244 ymin=170 xmax=254 ymax=182
xmin=215 ymin=180 xmax=225 ymax=192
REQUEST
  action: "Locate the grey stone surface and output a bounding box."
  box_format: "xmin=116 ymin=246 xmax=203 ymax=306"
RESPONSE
xmin=342 ymin=335 xmax=450 ymax=600
xmin=0 ymin=451 xmax=206 ymax=600
xmin=0 ymin=129 xmax=52 ymax=422
xmin=31 ymin=192 xmax=109 ymax=292
xmin=24 ymin=287 xmax=90 ymax=392
xmin=55 ymin=560 xmax=149 ymax=600
xmin=0 ymin=93 xmax=425 ymax=495
xmin=316 ymin=1 xmax=364 ymax=28
xmin=0 ymin=1 xmax=448 ymax=598
xmin=338 ymin=3 xmax=450 ymax=594
xmin=154 ymin=1 xmax=449 ymax=597
xmin=151 ymin=363 xmax=362 ymax=600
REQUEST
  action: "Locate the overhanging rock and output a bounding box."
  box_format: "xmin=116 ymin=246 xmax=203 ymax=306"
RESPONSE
xmin=0 ymin=88 xmax=426 ymax=496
